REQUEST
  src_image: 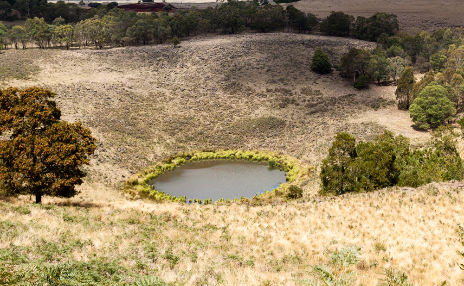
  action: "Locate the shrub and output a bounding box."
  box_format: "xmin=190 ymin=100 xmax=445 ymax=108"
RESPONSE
xmin=268 ymin=160 xmax=276 ymax=168
xmin=287 ymin=185 xmax=303 ymax=199
xmin=354 ymin=74 xmax=370 ymax=89
xmin=298 ymin=245 xmax=361 ymax=286
xmin=378 ymin=268 xmax=414 ymax=286
xmin=170 ymin=36 xmax=180 ymax=47
xmin=311 ymin=48 xmax=332 ymax=74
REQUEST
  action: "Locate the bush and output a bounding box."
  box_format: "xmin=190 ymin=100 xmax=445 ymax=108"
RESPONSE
xmin=311 ymin=48 xmax=332 ymax=74
xmin=378 ymin=268 xmax=414 ymax=286
xmin=287 ymin=185 xmax=303 ymax=199
xmin=354 ymin=74 xmax=370 ymax=89
xmin=409 ymin=83 xmax=455 ymax=129
xmin=170 ymin=36 xmax=180 ymax=47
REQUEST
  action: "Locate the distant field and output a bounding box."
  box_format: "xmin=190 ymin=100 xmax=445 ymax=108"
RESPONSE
xmin=289 ymin=0 xmax=464 ymax=32
xmin=47 ymin=0 xmax=464 ymax=32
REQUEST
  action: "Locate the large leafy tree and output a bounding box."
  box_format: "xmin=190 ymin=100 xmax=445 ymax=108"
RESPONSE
xmin=9 ymin=25 xmax=28 ymax=49
xmin=409 ymin=83 xmax=456 ymax=129
xmin=320 ymin=132 xmax=358 ymax=195
xmin=352 ymin=12 xmax=398 ymax=42
xmin=55 ymin=24 xmax=74 ymax=49
xmin=25 ymin=17 xmax=52 ymax=49
xmin=0 ymin=87 xmax=96 ymax=203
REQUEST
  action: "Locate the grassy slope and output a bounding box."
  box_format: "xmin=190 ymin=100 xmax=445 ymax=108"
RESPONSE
xmin=0 ymin=33 xmax=463 ymax=285
xmin=1 ymin=33 xmax=425 ymax=199
xmin=1 ymin=183 xmax=464 ymax=285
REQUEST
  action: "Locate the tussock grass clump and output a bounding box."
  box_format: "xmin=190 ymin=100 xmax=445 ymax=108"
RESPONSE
xmin=123 ymin=149 xmax=311 ymax=203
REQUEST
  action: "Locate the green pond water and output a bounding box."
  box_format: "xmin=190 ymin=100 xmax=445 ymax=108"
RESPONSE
xmin=151 ymin=160 xmax=287 ymax=201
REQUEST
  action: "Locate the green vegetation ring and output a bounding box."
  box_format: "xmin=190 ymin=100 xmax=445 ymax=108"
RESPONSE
xmin=123 ymin=149 xmax=311 ymax=203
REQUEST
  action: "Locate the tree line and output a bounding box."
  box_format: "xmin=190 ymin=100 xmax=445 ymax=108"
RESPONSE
xmin=0 ymin=0 xmax=83 ymax=22
xmin=0 ymin=1 xmax=400 ymax=50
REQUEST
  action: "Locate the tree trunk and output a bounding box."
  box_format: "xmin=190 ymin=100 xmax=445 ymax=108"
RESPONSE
xmin=35 ymin=193 xmax=42 ymax=204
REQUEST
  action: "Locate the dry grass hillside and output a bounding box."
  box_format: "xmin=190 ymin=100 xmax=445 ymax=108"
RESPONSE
xmin=1 ymin=33 xmax=462 ymax=285
xmin=1 ymin=33 xmax=429 ymax=200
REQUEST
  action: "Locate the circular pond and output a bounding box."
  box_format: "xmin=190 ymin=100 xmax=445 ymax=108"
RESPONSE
xmin=151 ymin=160 xmax=287 ymax=202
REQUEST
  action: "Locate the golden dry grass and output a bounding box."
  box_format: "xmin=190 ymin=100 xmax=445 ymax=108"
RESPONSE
xmin=2 ymin=183 xmax=464 ymax=285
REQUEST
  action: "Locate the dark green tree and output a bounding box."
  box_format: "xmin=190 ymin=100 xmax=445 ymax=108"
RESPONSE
xmin=0 ymin=87 xmax=96 ymax=203
xmin=353 ymin=12 xmax=398 ymax=42
xmin=354 ymin=74 xmax=370 ymax=89
xmin=251 ymin=4 xmax=285 ymax=33
xmin=320 ymin=11 xmax=353 ymax=37
xmin=339 ymin=48 xmax=372 ymax=82
xmin=398 ymin=126 xmax=463 ymax=186
xmin=0 ymin=1 xmax=12 ymax=20
xmin=320 ymin=132 xmax=358 ymax=195
xmin=430 ymin=51 xmax=447 ymax=72
xmin=355 ymin=131 xmax=409 ymax=191
xmin=367 ymin=47 xmax=390 ymax=84
xmin=409 ymin=83 xmax=456 ymax=129
xmin=395 ymin=66 xmax=415 ymax=110
xmin=311 ymin=48 xmax=332 ymax=74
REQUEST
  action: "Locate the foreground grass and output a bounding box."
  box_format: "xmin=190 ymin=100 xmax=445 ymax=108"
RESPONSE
xmin=1 ymin=182 xmax=464 ymax=285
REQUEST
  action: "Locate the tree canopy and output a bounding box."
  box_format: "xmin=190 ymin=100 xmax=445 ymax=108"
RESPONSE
xmin=320 ymin=129 xmax=463 ymax=195
xmin=0 ymin=87 xmax=96 ymax=203
xmin=409 ymin=83 xmax=456 ymax=129
xmin=311 ymin=48 xmax=332 ymax=74
xmin=396 ymin=66 xmax=415 ymax=109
